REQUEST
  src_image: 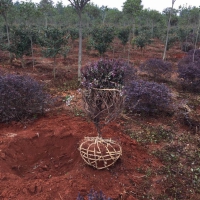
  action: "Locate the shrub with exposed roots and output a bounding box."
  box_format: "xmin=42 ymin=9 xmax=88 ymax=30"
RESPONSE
xmin=81 ymin=59 xmax=135 ymax=136
xmin=0 ymin=73 xmax=53 ymax=122
xmin=125 ymin=80 xmax=172 ymax=116
xmin=140 ymin=58 xmax=172 ymax=81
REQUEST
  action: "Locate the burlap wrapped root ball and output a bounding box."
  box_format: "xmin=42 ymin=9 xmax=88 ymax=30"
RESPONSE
xmin=79 ymin=137 xmax=122 ymax=169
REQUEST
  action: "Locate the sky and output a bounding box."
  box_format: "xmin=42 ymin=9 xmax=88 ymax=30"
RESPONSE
xmin=17 ymin=0 xmax=200 ymax=13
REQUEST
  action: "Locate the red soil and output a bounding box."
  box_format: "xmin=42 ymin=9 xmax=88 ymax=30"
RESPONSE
xmin=0 ymin=39 xmax=185 ymax=199
xmin=0 ymin=112 xmax=163 ymax=199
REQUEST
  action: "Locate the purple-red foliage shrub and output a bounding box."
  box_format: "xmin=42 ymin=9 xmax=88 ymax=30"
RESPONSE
xmin=81 ymin=59 xmax=136 ymax=89
xmin=178 ymin=55 xmax=199 ymax=66
xmin=178 ymin=62 xmax=200 ymax=92
xmin=178 ymin=49 xmax=200 ymax=92
xmin=178 ymin=62 xmax=200 ymax=81
xmin=77 ymin=189 xmax=112 ymax=200
xmin=179 ymin=49 xmax=200 ymax=65
xmin=181 ymin=42 xmax=194 ymax=52
xmin=187 ymin=49 xmax=200 ymax=58
xmin=140 ymin=58 xmax=172 ymax=81
xmin=125 ymin=80 xmax=172 ymax=115
xmin=0 ymin=73 xmax=53 ymax=122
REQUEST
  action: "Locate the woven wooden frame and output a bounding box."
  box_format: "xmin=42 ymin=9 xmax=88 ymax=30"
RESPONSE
xmin=79 ymin=136 xmax=122 ymax=169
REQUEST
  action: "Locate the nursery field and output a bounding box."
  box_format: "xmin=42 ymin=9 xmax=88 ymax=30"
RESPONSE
xmin=0 ymin=39 xmax=200 ymax=200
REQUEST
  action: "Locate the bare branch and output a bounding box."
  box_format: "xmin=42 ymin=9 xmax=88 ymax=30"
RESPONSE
xmin=82 ymin=88 xmax=124 ymax=136
xmin=68 ymin=0 xmax=90 ymax=11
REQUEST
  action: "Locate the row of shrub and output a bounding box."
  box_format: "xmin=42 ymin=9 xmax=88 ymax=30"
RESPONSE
xmin=81 ymin=50 xmax=200 ymax=116
xmin=135 ymin=49 xmax=200 ymax=93
xmin=1 ymin=25 xmax=197 ymax=67
xmin=139 ymin=49 xmax=200 ymax=89
xmin=81 ymin=59 xmax=173 ymax=116
xmin=1 ymin=49 xmax=199 ymax=122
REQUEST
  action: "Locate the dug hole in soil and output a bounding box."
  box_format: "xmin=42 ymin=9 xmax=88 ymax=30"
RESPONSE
xmin=0 ymin=111 xmax=162 ymax=200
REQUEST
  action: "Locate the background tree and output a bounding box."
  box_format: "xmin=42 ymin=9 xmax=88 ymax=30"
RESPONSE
xmin=68 ymin=0 xmax=90 ymax=81
xmin=84 ymin=2 xmax=101 ymax=26
xmin=161 ymin=27 xmax=178 ymax=51
xmin=106 ymin=8 xmax=122 ymax=26
xmin=100 ymin=6 xmax=108 ymax=25
xmin=192 ymin=8 xmax=200 ymax=62
xmin=54 ymin=3 xmax=78 ymax=27
xmin=118 ymin=27 xmax=130 ymax=53
xmin=38 ymin=0 xmax=54 ymax=28
xmin=54 ymin=1 xmax=64 ymax=27
xmin=122 ymin=0 xmax=143 ymax=34
xmin=122 ymin=0 xmax=143 ymax=63
xmin=69 ymin=27 xmax=79 ymax=49
xmin=163 ymin=0 xmax=176 ymax=60
xmin=0 ymin=0 xmax=13 ymax=48
xmin=184 ymin=6 xmax=200 ymax=32
xmin=26 ymin=27 xmax=40 ymax=69
xmin=7 ymin=27 xmax=33 ymax=67
xmin=17 ymin=1 xmax=39 ymax=27
xmin=40 ymin=27 xmax=69 ymax=78
xmin=146 ymin=9 xmax=163 ymax=38
xmin=132 ymin=33 xmax=151 ymax=52
xmin=90 ymin=25 xmax=115 ymax=56
xmin=163 ymin=7 xmax=178 ymax=26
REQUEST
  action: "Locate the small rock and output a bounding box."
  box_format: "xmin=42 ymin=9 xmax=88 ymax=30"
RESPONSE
xmin=22 ymin=188 xmax=28 ymax=194
xmin=0 ymin=173 xmax=6 ymax=180
xmin=41 ymin=165 xmax=48 ymax=170
xmin=37 ymin=185 xmax=42 ymax=193
xmin=0 ymin=152 xmax=6 ymax=159
xmin=28 ymin=184 xmax=36 ymax=193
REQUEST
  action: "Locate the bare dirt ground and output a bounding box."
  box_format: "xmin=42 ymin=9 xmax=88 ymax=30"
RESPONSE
xmin=0 ymin=39 xmax=187 ymax=199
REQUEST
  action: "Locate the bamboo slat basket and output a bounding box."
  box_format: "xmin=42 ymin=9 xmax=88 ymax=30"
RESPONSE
xmin=79 ymin=136 xmax=122 ymax=169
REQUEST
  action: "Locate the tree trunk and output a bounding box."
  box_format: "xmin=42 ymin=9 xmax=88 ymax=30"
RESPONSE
xmin=163 ymin=0 xmax=176 ymax=60
xmin=3 ymin=13 xmax=12 ymax=63
xmin=132 ymin=17 xmax=135 ymax=35
xmin=53 ymin=56 xmax=56 ymax=79
xmin=127 ymin=33 xmax=132 ymax=64
xmin=45 ymin=14 xmax=48 ymax=28
xmin=151 ymin=22 xmax=154 ymax=38
xmin=3 ymin=15 xmax=10 ymax=45
xmin=95 ymin=121 xmax=102 ymax=137
xmin=102 ymin=13 xmax=106 ymax=25
xmin=78 ymin=12 xmax=82 ymax=82
xmin=193 ymin=13 xmax=200 ymax=62
xmin=30 ymin=36 xmax=35 ymax=70
xmin=21 ymin=57 xmax=25 ymax=68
